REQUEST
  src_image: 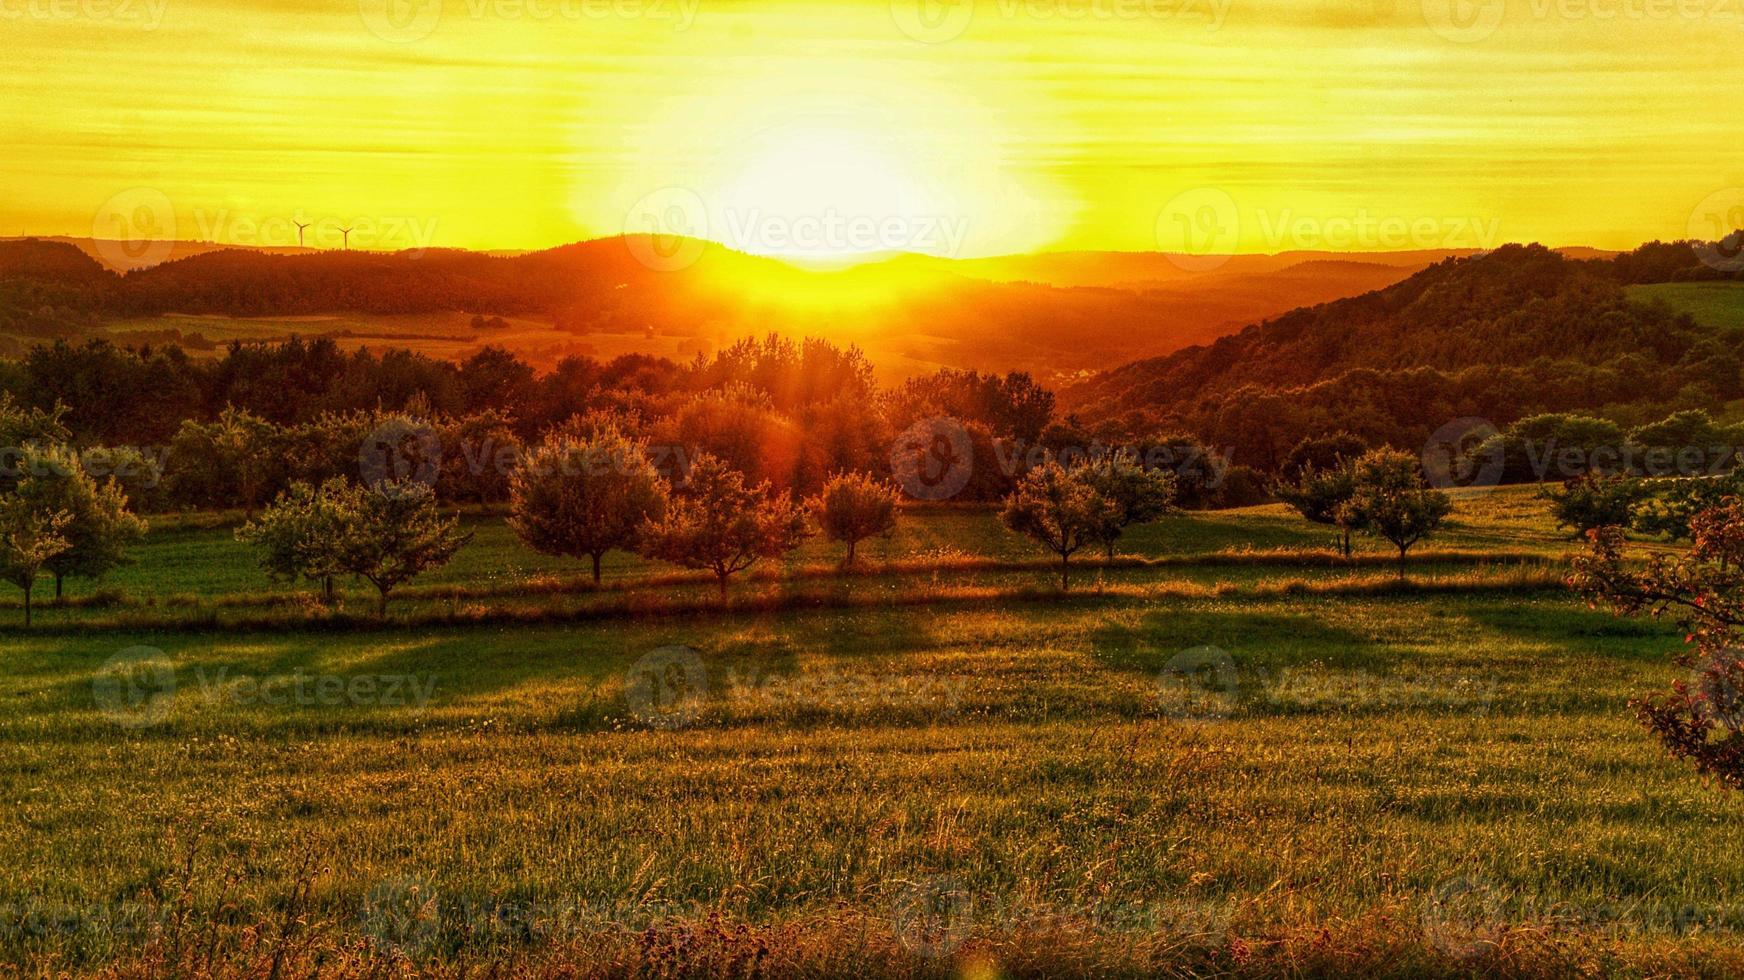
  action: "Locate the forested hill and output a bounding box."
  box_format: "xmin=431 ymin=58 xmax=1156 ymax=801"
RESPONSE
xmin=1060 ymin=242 xmax=1744 ymax=468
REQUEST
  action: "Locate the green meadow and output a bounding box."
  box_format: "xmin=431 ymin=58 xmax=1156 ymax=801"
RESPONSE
xmin=1 ymin=486 xmax=1738 ymax=977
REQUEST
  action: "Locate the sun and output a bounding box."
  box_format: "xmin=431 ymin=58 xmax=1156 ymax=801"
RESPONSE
xmin=582 ymin=62 xmax=1073 ymax=266
xmin=712 ymin=125 xmax=950 ymax=261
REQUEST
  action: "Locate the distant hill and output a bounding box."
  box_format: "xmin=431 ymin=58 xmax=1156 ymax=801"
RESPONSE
xmin=0 ymin=236 xmax=1445 ymax=380
xmin=1060 ymin=243 xmax=1743 ymax=468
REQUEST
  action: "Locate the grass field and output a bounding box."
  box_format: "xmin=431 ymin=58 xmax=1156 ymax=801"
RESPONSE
xmin=2 ymin=487 xmax=1739 ymax=977
xmin=1627 ymin=281 xmax=1744 ymax=333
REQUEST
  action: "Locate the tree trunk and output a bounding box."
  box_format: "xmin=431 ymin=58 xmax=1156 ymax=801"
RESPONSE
xmin=377 ymin=586 xmax=389 ymax=618
xmin=322 ymin=576 xmax=334 ymax=604
xmin=591 ymin=553 xmax=603 ymax=584
xmin=1397 ymin=544 xmax=1408 ymax=580
xmin=1341 ymin=529 xmax=1352 ymax=559
xmin=22 ymin=585 xmax=31 ymax=628
xmin=1060 ymin=554 xmax=1071 ymax=591
xmin=54 ymin=574 xmax=62 ymax=601
xmin=1105 ymin=541 xmax=1116 ymax=561
xmin=717 ymin=573 xmax=729 ymax=603
xmin=846 ymin=538 xmax=858 ymax=568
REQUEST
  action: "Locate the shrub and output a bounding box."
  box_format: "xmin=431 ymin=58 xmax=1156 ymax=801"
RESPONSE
xmin=1572 ymin=501 xmax=1744 ymax=791
xmin=508 ymin=426 xmax=669 ymax=583
xmin=1541 ymin=473 xmax=1647 ymax=539
xmin=808 ymin=473 xmax=898 ymax=567
xmin=637 ymin=454 xmax=810 ymax=600
xmin=1340 ymin=450 xmax=1452 ymax=579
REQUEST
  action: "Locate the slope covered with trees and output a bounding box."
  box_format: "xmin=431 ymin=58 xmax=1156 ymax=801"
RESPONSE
xmin=1064 ymin=244 xmax=1744 ymax=468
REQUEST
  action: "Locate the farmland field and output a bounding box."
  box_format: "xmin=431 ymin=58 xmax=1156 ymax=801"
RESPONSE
xmin=2 ymin=487 xmax=1738 ymax=977
xmin=1627 ymin=282 xmax=1744 ymax=333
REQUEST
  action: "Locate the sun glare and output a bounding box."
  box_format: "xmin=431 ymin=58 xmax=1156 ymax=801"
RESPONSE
xmin=714 ymin=126 xmax=941 ymax=260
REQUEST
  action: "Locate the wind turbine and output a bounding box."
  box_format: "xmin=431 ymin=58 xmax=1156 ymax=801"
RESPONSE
xmin=338 ymin=226 xmax=353 ymax=250
xmin=293 ymin=219 xmax=310 ymax=248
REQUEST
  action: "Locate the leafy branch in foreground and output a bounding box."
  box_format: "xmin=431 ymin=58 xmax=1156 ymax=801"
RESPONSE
xmin=1571 ymin=501 xmax=1744 ymax=790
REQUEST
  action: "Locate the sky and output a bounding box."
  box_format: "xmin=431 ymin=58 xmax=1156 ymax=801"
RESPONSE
xmin=3 ymin=0 xmax=1741 ymax=259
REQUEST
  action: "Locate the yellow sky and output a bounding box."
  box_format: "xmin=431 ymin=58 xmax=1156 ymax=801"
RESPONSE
xmin=3 ymin=0 xmax=1741 ymax=258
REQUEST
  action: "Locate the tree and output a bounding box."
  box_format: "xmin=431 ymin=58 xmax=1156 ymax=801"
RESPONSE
xmin=437 ymin=410 xmax=523 ymax=507
xmin=1000 ymin=462 xmax=1114 ymax=591
xmin=1281 ymin=432 xmax=1366 ymax=482
xmin=329 ymin=480 xmax=471 ymax=616
xmin=1635 ymin=474 xmax=1744 ymax=541
xmin=808 ymin=472 xmax=899 ymax=567
xmin=508 ymin=427 xmax=668 ymax=583
xmin=236 ymin=481 xmax=348 ymax=603
xmin=1340 ymin=450 xmax=1452 ymax=579
xmin=1274 ymin=462 xmax=1358 ymax=557
xmin=243 ymin=479 xmax=470 ymax=616
xmin=0 ymin=393 xmax=70 ymax=495
xmin=167 ymin=406 xmax=278 ymax=516
xmin=637 ymin=454 xmax=810 ymax=600
xmin=1079 ymin=452 xmax=1178 ymax=559
xmin=0 ymin=496 xmax=69 ymax=626
xmin=1541 ymin=473 xmax=1647 ymax=539
xmin=10 ymin=445 xmax=148 ymax=599
xmin=1572 ymin=503 xmax=1744 ymax=790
